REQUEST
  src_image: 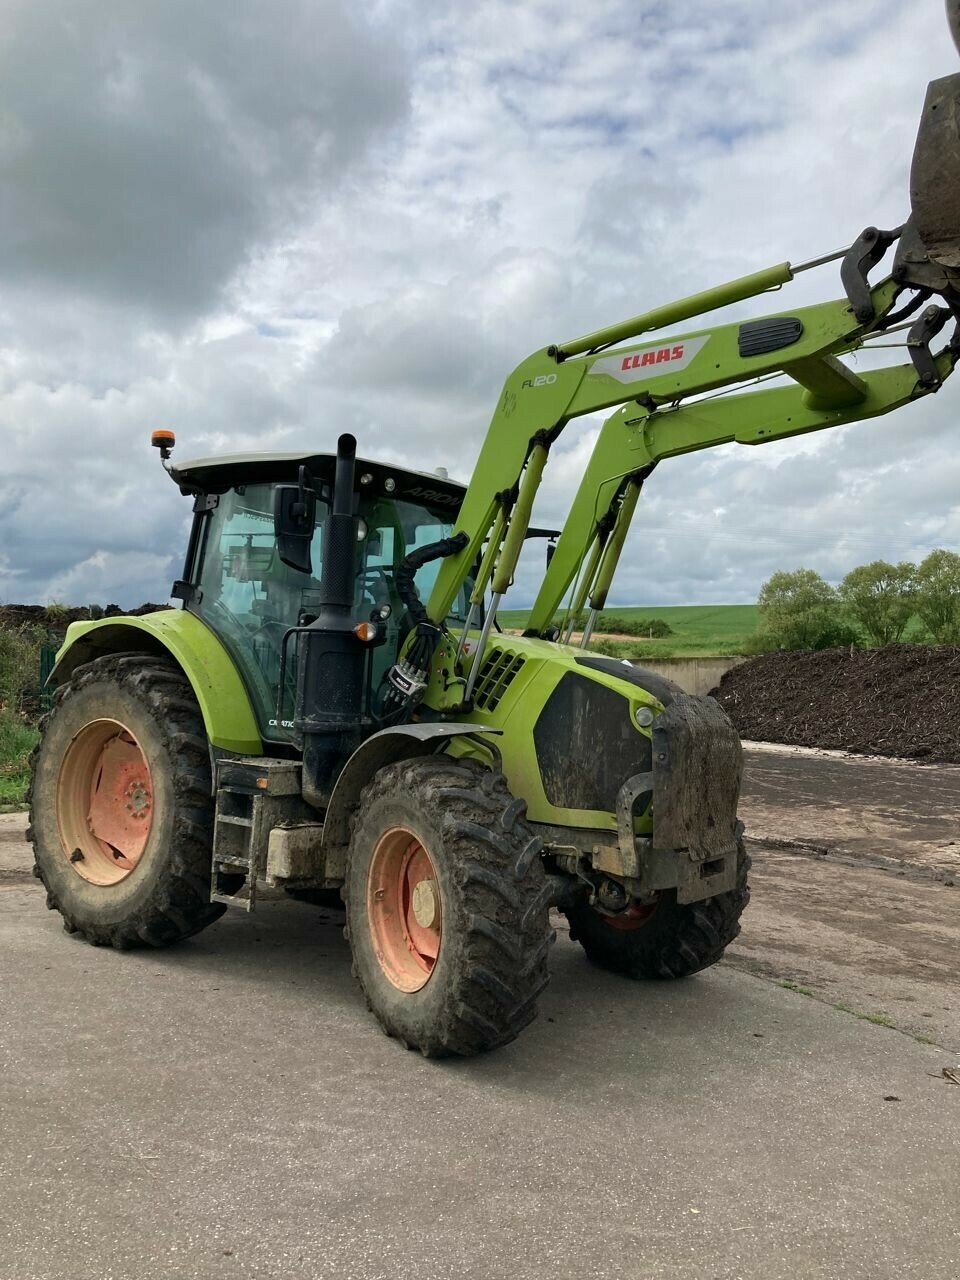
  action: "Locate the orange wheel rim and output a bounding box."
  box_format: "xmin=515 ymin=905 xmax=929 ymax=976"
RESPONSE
xmin=367 ymin=827 xmax=441 ymax=993
xmin=603 ymin=899 xmax=659 ymax=931
xmin=56 ymin=719 xmax=155 ymax=886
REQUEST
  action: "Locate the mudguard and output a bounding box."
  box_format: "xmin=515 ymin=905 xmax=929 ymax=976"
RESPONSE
xmin=321 ymin=723 xmax=502 ymax=879
xmin=49 ymin=610 xmax=262 ymax=755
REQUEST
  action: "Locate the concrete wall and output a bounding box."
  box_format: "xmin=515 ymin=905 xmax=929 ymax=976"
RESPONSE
xmin=626 ymin=655 xmax=746 ymax=696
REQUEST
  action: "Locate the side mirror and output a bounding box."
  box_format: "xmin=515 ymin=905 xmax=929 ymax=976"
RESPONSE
xmin=274 ymin=467 xmax=316 ymax=574
xmin=546 ymin=540 xmax=557 ymax=569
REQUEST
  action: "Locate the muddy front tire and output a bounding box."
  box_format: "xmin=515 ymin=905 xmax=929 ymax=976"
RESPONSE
xmin=28 ymin=654 xmax=230 ymax=949
xmin=565 ymin=842 xmax=750 ymax=979
xmin=345 ymin=756 xmax=554 ymax=1057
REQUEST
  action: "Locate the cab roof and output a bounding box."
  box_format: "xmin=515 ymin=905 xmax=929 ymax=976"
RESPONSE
xmin=169 ymin=451 xmax=466 ymax=513
xmin=169 ymin=450 xmax=560 ymax=540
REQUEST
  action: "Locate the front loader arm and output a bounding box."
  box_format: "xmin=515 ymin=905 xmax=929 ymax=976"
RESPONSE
xmin=427 ymin=261 xmax=801 ymax=625
xmin=527 ymin=340 xmax=955 ymax=635
xmin=427 ymin=259 xmax=953 ymax=634
xmin=418 ymin=71 xmax=960 ymax=685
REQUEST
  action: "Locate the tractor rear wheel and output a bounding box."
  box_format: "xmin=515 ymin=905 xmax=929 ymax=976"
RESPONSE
xmin=345 ymin=756 xmax=554 ymax=1057
xmin=565 ymin=842 xmax=750 ymax=979
xmin=28 ymin=653 xmax=232 ymax=948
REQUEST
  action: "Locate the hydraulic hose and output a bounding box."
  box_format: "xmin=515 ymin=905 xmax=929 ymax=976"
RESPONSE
xmin=377 ymin=531 xmax=469 ymax=725
xmin=395 ymin=532 xmax=469 ymax=625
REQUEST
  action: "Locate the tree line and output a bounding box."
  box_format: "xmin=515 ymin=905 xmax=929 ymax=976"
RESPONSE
xmin=753 ymin=550 xmax=960 ymax=651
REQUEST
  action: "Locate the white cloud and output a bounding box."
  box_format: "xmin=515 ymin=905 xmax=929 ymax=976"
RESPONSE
xmin=45 ymin=550 xmax=176 ymax=607
xmin=0 ymin=0 xmax=407 ymax=320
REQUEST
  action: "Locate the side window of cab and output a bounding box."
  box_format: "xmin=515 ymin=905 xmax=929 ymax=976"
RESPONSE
xmin=192 ymin=483 xmax=329 ymax=742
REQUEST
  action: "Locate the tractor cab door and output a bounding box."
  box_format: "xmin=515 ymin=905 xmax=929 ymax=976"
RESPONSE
xmin=188 ymin=481 xmax=472 ymax=746
xmin=190 ymin=483 xmax=328 ymax=742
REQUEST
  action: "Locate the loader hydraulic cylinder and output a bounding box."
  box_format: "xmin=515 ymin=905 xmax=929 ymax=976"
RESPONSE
xmin=552 ymin=262 xmax=794 ymax=360
xmin=490 ymin=442 xmax=549 ymax=595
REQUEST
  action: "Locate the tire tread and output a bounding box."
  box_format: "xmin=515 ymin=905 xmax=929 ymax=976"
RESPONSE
xmin=345 ymin=756 xmax=553 ymax=1057
xmin=564 ymin=844 xmax=751 ymax=980
xmin=28 ymin=654 xmax=226 ymax=950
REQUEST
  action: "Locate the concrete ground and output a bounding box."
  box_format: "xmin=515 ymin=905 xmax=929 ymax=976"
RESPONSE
xmin=1 ymin=746 xmax=959 ymax=1280
xmin=740 ymin=741 xmax=960 ymax=877
xmin=730 ymin=745 xmax=960 ymax=1054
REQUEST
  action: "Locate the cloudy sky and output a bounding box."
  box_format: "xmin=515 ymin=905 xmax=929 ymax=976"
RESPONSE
xmin=0 ymin=0 xmax=957 ymax=608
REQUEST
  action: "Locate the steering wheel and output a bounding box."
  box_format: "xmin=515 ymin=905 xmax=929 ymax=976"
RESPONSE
xmin=356 ymin=566 xmax=393 ymax=607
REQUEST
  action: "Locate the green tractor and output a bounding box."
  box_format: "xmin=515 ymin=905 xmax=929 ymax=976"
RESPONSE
xmin=29 ymin=71 xmax=960 ymax=1055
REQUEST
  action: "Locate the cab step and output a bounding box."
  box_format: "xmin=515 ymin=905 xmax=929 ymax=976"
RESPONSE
xmin=211 ymin=757 xmax=307 ymax=910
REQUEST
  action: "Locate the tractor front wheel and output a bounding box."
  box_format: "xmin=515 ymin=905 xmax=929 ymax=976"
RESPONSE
xmin=345 ymin=757 xmax=554 ymax=1057
xmin=28 ymin=654 xmax=231 ymax=948
xmin=565 ymin=842 xmax=750 ymax=979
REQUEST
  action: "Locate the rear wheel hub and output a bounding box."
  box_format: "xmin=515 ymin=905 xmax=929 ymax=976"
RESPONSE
xmin=602 ymin=898 xmax=659 ymax=931
xmin=56 ymin=719 xmax=155 ymax=886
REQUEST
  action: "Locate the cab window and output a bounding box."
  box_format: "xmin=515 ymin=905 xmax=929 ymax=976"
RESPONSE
xmin=191 ymin=482 xmax=471 ymax=743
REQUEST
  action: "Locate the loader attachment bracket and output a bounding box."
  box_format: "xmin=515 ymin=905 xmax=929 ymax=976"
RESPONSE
xmin=840 ymin=226 xmax=902 ymax=324
xmin=907 ymin=304 xmax=957 ymax=388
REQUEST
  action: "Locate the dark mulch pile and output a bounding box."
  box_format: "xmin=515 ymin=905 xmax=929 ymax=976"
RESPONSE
xmin=0 ymin=604 xmax=90 ymax=631
xmin=712 ymin=644 xmax=960 ymax=763
xmin=0 ymin=602 xmax=167 ymax=636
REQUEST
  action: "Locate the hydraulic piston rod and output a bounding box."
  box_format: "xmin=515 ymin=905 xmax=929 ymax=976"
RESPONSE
xmin=551 ymin=262 xmax=793 ymax=360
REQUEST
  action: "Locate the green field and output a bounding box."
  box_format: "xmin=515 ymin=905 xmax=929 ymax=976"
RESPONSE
xmin=498 ymin=603 xmax=760 ymax=659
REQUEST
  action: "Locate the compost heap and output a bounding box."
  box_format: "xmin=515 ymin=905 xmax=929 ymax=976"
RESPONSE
xmin=0 ymin=603 xmax=166 ymax=634
xmin=712 ymin=643 xmax=960 ymax=763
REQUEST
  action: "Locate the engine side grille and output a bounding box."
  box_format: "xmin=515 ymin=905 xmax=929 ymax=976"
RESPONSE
xmin=472 ymin=648 xmax=526 ymax=711
xmin=533 ymin=672 xmax=652 ymax=812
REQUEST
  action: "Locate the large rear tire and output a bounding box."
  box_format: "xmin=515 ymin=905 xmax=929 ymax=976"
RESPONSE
xmin=565 ymin=842 xmax=750 ymax=979
xmin=345 ymin=756 xmax=554 ymax=1057
xmin=28 ymin=653 xmax=231 ymax=948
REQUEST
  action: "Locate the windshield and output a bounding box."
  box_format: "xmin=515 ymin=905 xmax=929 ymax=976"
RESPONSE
xmin=357 ymin=496 xmax=469 ymax=618
xmin=191 ymin=481 xmax=471 ymax=742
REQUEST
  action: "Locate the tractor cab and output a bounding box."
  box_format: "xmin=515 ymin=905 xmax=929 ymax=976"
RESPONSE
xmin=168 ymin=450 xmax=473 ymax=746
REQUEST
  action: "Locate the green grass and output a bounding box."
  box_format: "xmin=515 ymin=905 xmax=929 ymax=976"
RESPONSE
xmin=778 ymin=980 xmax=814 ymax=997
xmin=859 ymin=1012 xmax=895 ymax=1028
xmin=499 ymin=602 xmax=760 ymax=658
xmin=0 ymin=712 xmax=38 ymax=810
xmin=833 ymin=1000 xmax=895 ymax=1028
xmin=776 ymin=984 xmax=918 ymax=1037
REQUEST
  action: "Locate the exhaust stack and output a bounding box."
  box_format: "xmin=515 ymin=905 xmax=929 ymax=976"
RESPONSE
xmin=296 ymin=434 xmax=366 ymax=809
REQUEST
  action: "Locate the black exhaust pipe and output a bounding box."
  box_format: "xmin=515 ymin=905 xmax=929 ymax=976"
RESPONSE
xmin=297 ymin=434 xmax=366 ymax=808
xmin=319 ymin=433 xmax=358 ymax=609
